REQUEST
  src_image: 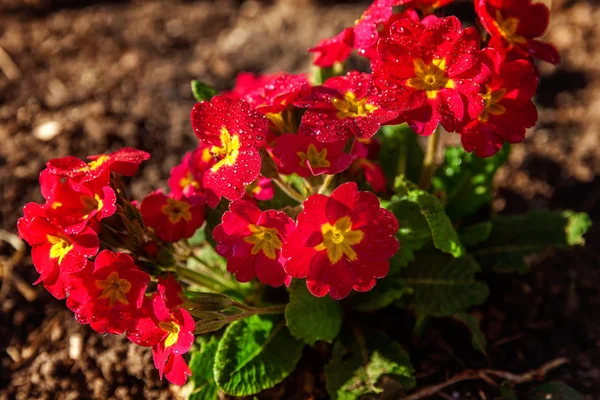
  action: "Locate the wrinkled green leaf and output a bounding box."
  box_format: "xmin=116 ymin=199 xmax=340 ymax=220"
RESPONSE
xmin=285 ymin=280 xmax=343 ymax=345
xmin=389 ymin=180 xmax=465 ymax=257
xmin=379 ymin=124 xmax=423 ymax=184
xmin=453 ymin=312 xmax=487 ymax=355
xmin=189 ymin=336 xmax=220 ymax=400
xmin=400 ymin=252 xmax=489 ymax=316
xmin=471 ymin=210 xmax=592 ymax=273
xmin=191 ymin=80 xmax=218 ymax=102
xmin=353 ymin=251 xmax=414 ymax=312
xmin=325 ymin=329 xmax=415 ymax=400
xmin=214 ymin=315 xmax=303 ymax=396
xmin=529 ymin=382 xmax=584 ymax=400
xmin=433 ymin=144 xmax=510 ymax=219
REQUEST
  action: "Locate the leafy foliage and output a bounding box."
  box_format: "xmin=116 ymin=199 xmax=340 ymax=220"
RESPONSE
xmin=389 ymin=179 xmax=465 ymax=258
xmin=352 ymin=251 xmax=414 ymax=312
xmin=433 ymin=145 xmax=510 ymax=220
xmin=213 ymin=315 xmax=304 ymax=396
xmin=285 ymin=280 xmax=343 ymax=344
xmin=453 ymin=312 xmax=487 ymax=355
xmin=191 ymin=80 xmax=218 ymax=102
xmin=188 ymin=337 xmax=220 ymax=400
xmin=379 ymin=124 xmax=424 ymax=184
xmin=399 ymin=252 xmax=489 ymax=317
xmin=325 ymin=329 xmax=415 ymax=400
xmin=470 ymin=210 xmax=592 ymax=273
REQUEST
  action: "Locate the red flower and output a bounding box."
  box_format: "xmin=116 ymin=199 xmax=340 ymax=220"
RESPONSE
xmin=140 ymin=191 xmax=205 ymax=243
xmin=353 ymin=0 xmax=396 ymax=53
xmin=66 ymin=250 xmax=150 ymax=335
xmin=376 ymin=16 xmax=488 ymax=136
xmin=246 ymin=176 xmax=275 ymax=202
xmin=35 ymin=170 xmax=117 ymax=234
xmin=282 ymin=182 xmax=399 ymax=299
xmin=168 ymin=143 xmax=215 ymax=198
xmin=458 ymin=48 xmax=538 ymax=157
xmin=17 ymin=215 xmax=99 ymax=299
xmin=273 ymin=134 xmax=352 ymax=178
xmin=475 ymin=0 xmax=559 ymax=65
xmin=296 ymin=72 xmax=400 ymax=142
xmin=226 ymin=72 xmax=309 ymax=135
xmin=46 ymin=147 xmax=150 ymax=183
xmin=309 ymin=28 xmax=354 ymax=68
xmin=128 ymin=276 xmax=193 ymax=385
xmin=394 ymin=0 xmax=454 ymax=15
xmin=191 ymin=96 xmax=268 ymax=207
xmin=213 ymin=200 xmax=294 ymax=287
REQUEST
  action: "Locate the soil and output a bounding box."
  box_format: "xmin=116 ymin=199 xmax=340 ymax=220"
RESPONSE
xmin=0 ymin=0 xmax=598 ymax=399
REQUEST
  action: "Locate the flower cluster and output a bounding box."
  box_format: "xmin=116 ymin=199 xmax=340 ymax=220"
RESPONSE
xmin=17 ymin=0 xmax=557 ymax=389
xmin=18 ymin=149 xmax=200 ymax=385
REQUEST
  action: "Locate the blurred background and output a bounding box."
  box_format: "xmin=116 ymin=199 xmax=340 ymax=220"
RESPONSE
xmin=0 ymin=0 xmax=598 ymax=399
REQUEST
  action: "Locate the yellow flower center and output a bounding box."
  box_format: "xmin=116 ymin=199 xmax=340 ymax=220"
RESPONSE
xmin=243 ymin=224 xmax=282 ymax=260
xmin=479 ymin=86 xmax=507 ymax=122
xmin=158 ymin=320 xmax=181 ymax=348
xmin=297 ymin=144 xmax=331 ymax=169
xmin=201 ymin=147 xmax=213 ymax=163
xmin=87 ymin=155 xmax=110 ymax=171
xmin=51 ymin=202 xmax=63 ymax=210
xmin=493 ymin=11 xmax=527 ymax=47
xmin=315 ymin=216 xmax=364 ymax=264
xmin=179 ymin=171 xmax=200 ymax=190
xmin=407 ymin=58 xmax=455 ymax=99
xmin=47 ymin=234 xmax=74 ymax=265
xmin=331 ymin=92 xmax=378 ymax=119
xmin=266 ymin=111 xmax=296 ymax=134
xmin=161 ymin=198 xmax=192 ymax=224
xmin=210 ymin=127 xmax=241 ymax=172
xmin=96 ymin=271 xmax=132 ymax=306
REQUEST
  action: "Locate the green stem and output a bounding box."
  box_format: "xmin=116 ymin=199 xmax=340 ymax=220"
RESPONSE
xmin=419 ymin=125 xmax=441 ymax=190
xmin=318 ymin=174 xmax=335 ymax=194
xmin=273 ymin=175 xmax=305 ymax=203
xmin=231 ymin=301 xmax=286 ymax=315
xmin=175 ymin=265 xmax=235 ymax=292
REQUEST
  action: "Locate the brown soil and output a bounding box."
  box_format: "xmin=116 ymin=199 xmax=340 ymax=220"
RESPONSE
xmin=0 ymin=0 xmax=598 ymax=399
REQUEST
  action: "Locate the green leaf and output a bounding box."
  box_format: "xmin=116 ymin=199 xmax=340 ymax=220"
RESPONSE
xmin=285 ymin=280 xmax=343 ymax=345
xmin=352 ymin=252 xmax=414 ymax=312
xmin=387 ymin=197 xmax=432 ymax=252
xmin=459 ymin=221 xmax=493 ymax=246
xmin=389 ymin=179 xmax=465 ymax=257
xmin=407 ymin=190 xmax=465 ymax=257
xmin=528 ymin=382 xmax=584 ymax=400
xmin=471 ymin=210 xmax=592 ymax=273
xmin=400 ymin=252 xmax=489 ymax=316
xmin=433 ymin=144 xmax=510 ymax=219
xmin=325 ymin=329 xmax=415 ymax=400
xmin=453 ymin=312 xmax=487 ymax=355
xmin=213 ymin=315 xmax=304 ymax=396
xmin=189 ymin=337 xmax=220 ymax=400
xmin=191 ymin=80 xmax=217 ymax=102
xmin=353 ymin=277 xmax=413 ymax=312
xmin=379 ymin=124 xmax=424 ymax=184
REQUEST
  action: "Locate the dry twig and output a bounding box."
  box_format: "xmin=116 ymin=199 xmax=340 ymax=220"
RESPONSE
xmin=404 ymin=358 xmax=569 ymax=400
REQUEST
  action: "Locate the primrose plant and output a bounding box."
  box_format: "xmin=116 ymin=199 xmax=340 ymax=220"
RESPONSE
xmin=18 ymin=0 xmax=591 ymax=398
